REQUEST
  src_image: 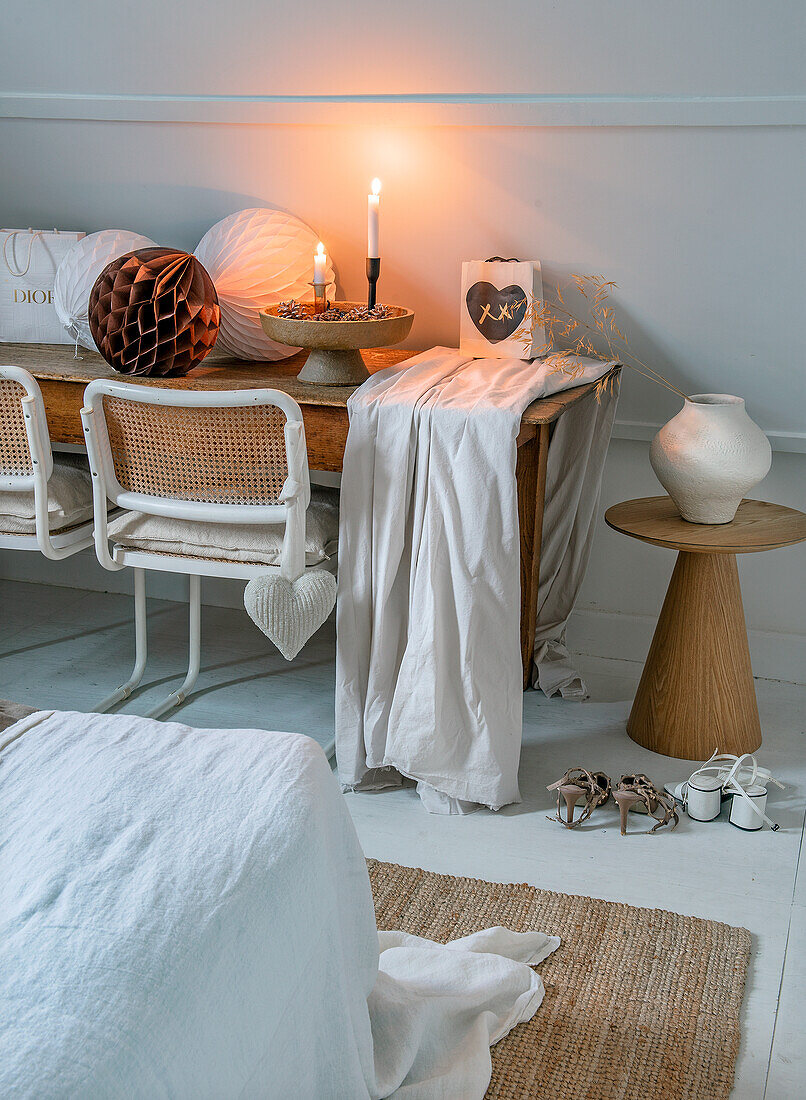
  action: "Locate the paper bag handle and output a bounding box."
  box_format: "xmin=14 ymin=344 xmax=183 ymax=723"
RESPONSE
xmin=2 ymin=229 xmax=42 ymax=277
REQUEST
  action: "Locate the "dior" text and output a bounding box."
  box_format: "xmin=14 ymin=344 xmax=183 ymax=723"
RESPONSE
xmin=12 ymin=289 xmax=54 ymax=304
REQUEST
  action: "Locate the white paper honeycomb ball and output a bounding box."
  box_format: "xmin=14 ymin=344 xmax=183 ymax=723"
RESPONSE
xmin=194 ymin=208 xmax=336 ymax=360
xmin=53 ymin=230 xmax=156 ymax=349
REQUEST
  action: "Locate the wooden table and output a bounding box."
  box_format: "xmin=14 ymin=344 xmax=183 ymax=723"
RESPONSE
xmin=4 ymin=341 xmax=619 ymax=688
xmin=606 ymin=496 xmax=806 ymax=760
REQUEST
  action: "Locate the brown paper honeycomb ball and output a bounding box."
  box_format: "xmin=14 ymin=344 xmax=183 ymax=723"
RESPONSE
xmin=89 ymin=247 xmax=220 ymax=376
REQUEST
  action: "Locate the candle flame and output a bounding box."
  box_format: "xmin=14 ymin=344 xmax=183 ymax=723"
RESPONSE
xmin=316 ymin=241 xmax=325 ymax=257
xmin=371 ymin=178 xmax=382 ymax=196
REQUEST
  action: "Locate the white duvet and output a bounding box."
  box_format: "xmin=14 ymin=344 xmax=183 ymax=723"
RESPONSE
xmin=0 ymin=710 xmax=557 ymax=1099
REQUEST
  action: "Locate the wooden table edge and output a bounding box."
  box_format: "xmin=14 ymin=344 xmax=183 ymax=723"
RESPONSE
xmin=603 ymin=519 xmax=803 ymax=555
xmin=604 ymin=496 xmax=806 ymax=555
xmin=4 ymin=342 xmax=620 ymax=425
xmin=521 ymin=365 xmax=621 ymax=425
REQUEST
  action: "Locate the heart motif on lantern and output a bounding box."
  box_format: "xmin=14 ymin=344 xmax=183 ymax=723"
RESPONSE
xmin=465 ymin=281 xmax=528 ymax=342
xmin=244 ymin=570 xmax=337 ymax=661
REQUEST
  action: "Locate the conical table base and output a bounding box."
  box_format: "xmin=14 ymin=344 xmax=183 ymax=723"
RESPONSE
xmin=297 ymin=348 xmax=370 ymax=386
xmin=627 ymin=551 xmax=761 ymax=760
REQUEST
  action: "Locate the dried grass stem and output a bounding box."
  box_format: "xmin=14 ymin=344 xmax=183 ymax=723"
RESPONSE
xmin=518 ymin=274 xmax=688 ymax=403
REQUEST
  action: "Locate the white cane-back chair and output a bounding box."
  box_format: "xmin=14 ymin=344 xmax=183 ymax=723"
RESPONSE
xmin=81 ymin=379 xmax=335 ymax=725
xmin=0 ymin=366 xmax=97 ymax=559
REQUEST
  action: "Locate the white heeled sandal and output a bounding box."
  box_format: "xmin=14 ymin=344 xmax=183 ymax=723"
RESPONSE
xmin=666 ymin=751 xmax=784 ymax=831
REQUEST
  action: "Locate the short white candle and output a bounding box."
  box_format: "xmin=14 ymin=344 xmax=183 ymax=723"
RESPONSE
xmin=313 ymin=241 xmax=327 ymax=286
xmin=367 ymin=178 xmax=381 ymax=258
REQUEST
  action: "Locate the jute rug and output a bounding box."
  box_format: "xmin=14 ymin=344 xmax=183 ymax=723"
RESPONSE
xmin=368 ymin=860 xmax=750 ymax=1100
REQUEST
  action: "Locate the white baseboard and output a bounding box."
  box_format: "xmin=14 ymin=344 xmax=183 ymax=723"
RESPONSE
xmin=569 ymin=607 xmax=806 ymax=686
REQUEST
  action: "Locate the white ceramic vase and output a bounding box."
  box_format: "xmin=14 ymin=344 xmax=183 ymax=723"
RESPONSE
xmin=650 ymin=394 xmax=771 ymax=524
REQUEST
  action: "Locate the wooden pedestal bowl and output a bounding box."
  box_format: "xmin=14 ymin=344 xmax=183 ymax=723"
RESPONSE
xmin=260 ymin=303 xmax=414 ymax=385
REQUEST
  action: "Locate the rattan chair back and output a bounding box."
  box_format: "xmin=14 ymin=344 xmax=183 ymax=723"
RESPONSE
xmin=101 ymin=395 xmax=289 ymax=507
xmin=0 ymin=366 xmax=54 ymax=493
xmin=0 ymin=367 xmax=85 ymax=559
xmin=0 ymin=376 xmax=34 ymax=478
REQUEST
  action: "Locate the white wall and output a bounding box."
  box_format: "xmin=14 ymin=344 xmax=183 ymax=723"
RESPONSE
xmin=1 ymin=1 xmax=804 ymax=677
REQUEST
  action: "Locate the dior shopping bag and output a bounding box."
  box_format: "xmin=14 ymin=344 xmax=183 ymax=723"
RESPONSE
xmin=1 ymin=228 xmax=85 ymax=344
xmin=459 ymin=258 xmax=545 ymax=360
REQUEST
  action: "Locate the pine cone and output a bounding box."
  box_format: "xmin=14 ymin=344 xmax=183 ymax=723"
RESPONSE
xmin=89 ymin=247 xmax=220 ymax=376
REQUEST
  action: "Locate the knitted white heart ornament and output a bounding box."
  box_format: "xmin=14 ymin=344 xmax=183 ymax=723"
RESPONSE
xmin=244 ymin=571 xmax=337 ymax=661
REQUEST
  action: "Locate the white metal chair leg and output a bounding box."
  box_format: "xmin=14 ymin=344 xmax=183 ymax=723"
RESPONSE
xmin=145 ymin=575 xmax=202 ymax=720
xmin=93 ymin=568 xmax=148 ymax=713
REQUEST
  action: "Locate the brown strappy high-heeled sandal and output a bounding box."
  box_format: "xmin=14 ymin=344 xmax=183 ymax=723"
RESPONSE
xmin=613 ymin=774 xmax=679 ymax=835
xmin=547 ymin=768 xmax=612 ymax=828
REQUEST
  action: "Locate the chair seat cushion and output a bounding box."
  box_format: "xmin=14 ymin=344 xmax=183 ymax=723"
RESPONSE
xmin=0 ymin=453 xmax=94 ymax=533
xmin=107 ymin=485 xmax=339 ymax=567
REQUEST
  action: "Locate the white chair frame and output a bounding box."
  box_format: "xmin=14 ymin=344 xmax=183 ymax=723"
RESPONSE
xmin=0 ymin=365 xmax=95 ymax=559
xmin=81 ymin=380 xmax=333 ymax=747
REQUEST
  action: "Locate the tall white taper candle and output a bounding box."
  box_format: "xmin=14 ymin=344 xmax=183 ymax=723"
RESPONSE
xmin=367 ymin=178 xmax=381 ymax=258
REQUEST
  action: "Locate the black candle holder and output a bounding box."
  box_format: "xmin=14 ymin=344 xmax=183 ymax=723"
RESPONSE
xmin=366 ymin=257 xmax=380 ymax=309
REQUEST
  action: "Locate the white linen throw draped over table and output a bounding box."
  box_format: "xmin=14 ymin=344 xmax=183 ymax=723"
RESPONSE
xmin=336 ymin=348 xmax=619 ymax=813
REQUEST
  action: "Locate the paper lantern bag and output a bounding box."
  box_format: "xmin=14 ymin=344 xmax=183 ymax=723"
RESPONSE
xmin=1 ymin=229 xmax=85 ymax=344
xmin=459 ymin=259 xmax=544 ymax=360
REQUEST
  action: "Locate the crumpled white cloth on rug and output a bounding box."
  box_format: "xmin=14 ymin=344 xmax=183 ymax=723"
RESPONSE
xmin=335 ymin=347 xmax=618 ymax=813
xmin=0 ymin=709 xmax=557 ymax=1100
xmin=372 ymin=927 xmax=559 ymax=1099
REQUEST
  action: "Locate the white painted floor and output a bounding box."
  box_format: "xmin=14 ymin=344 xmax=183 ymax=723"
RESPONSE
xmin=1 ymin=577 xmax=803 ymax=1100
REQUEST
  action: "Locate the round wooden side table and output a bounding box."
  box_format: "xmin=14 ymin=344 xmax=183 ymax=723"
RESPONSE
xmin=605 ymin=496 xmax=806 ymax=760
